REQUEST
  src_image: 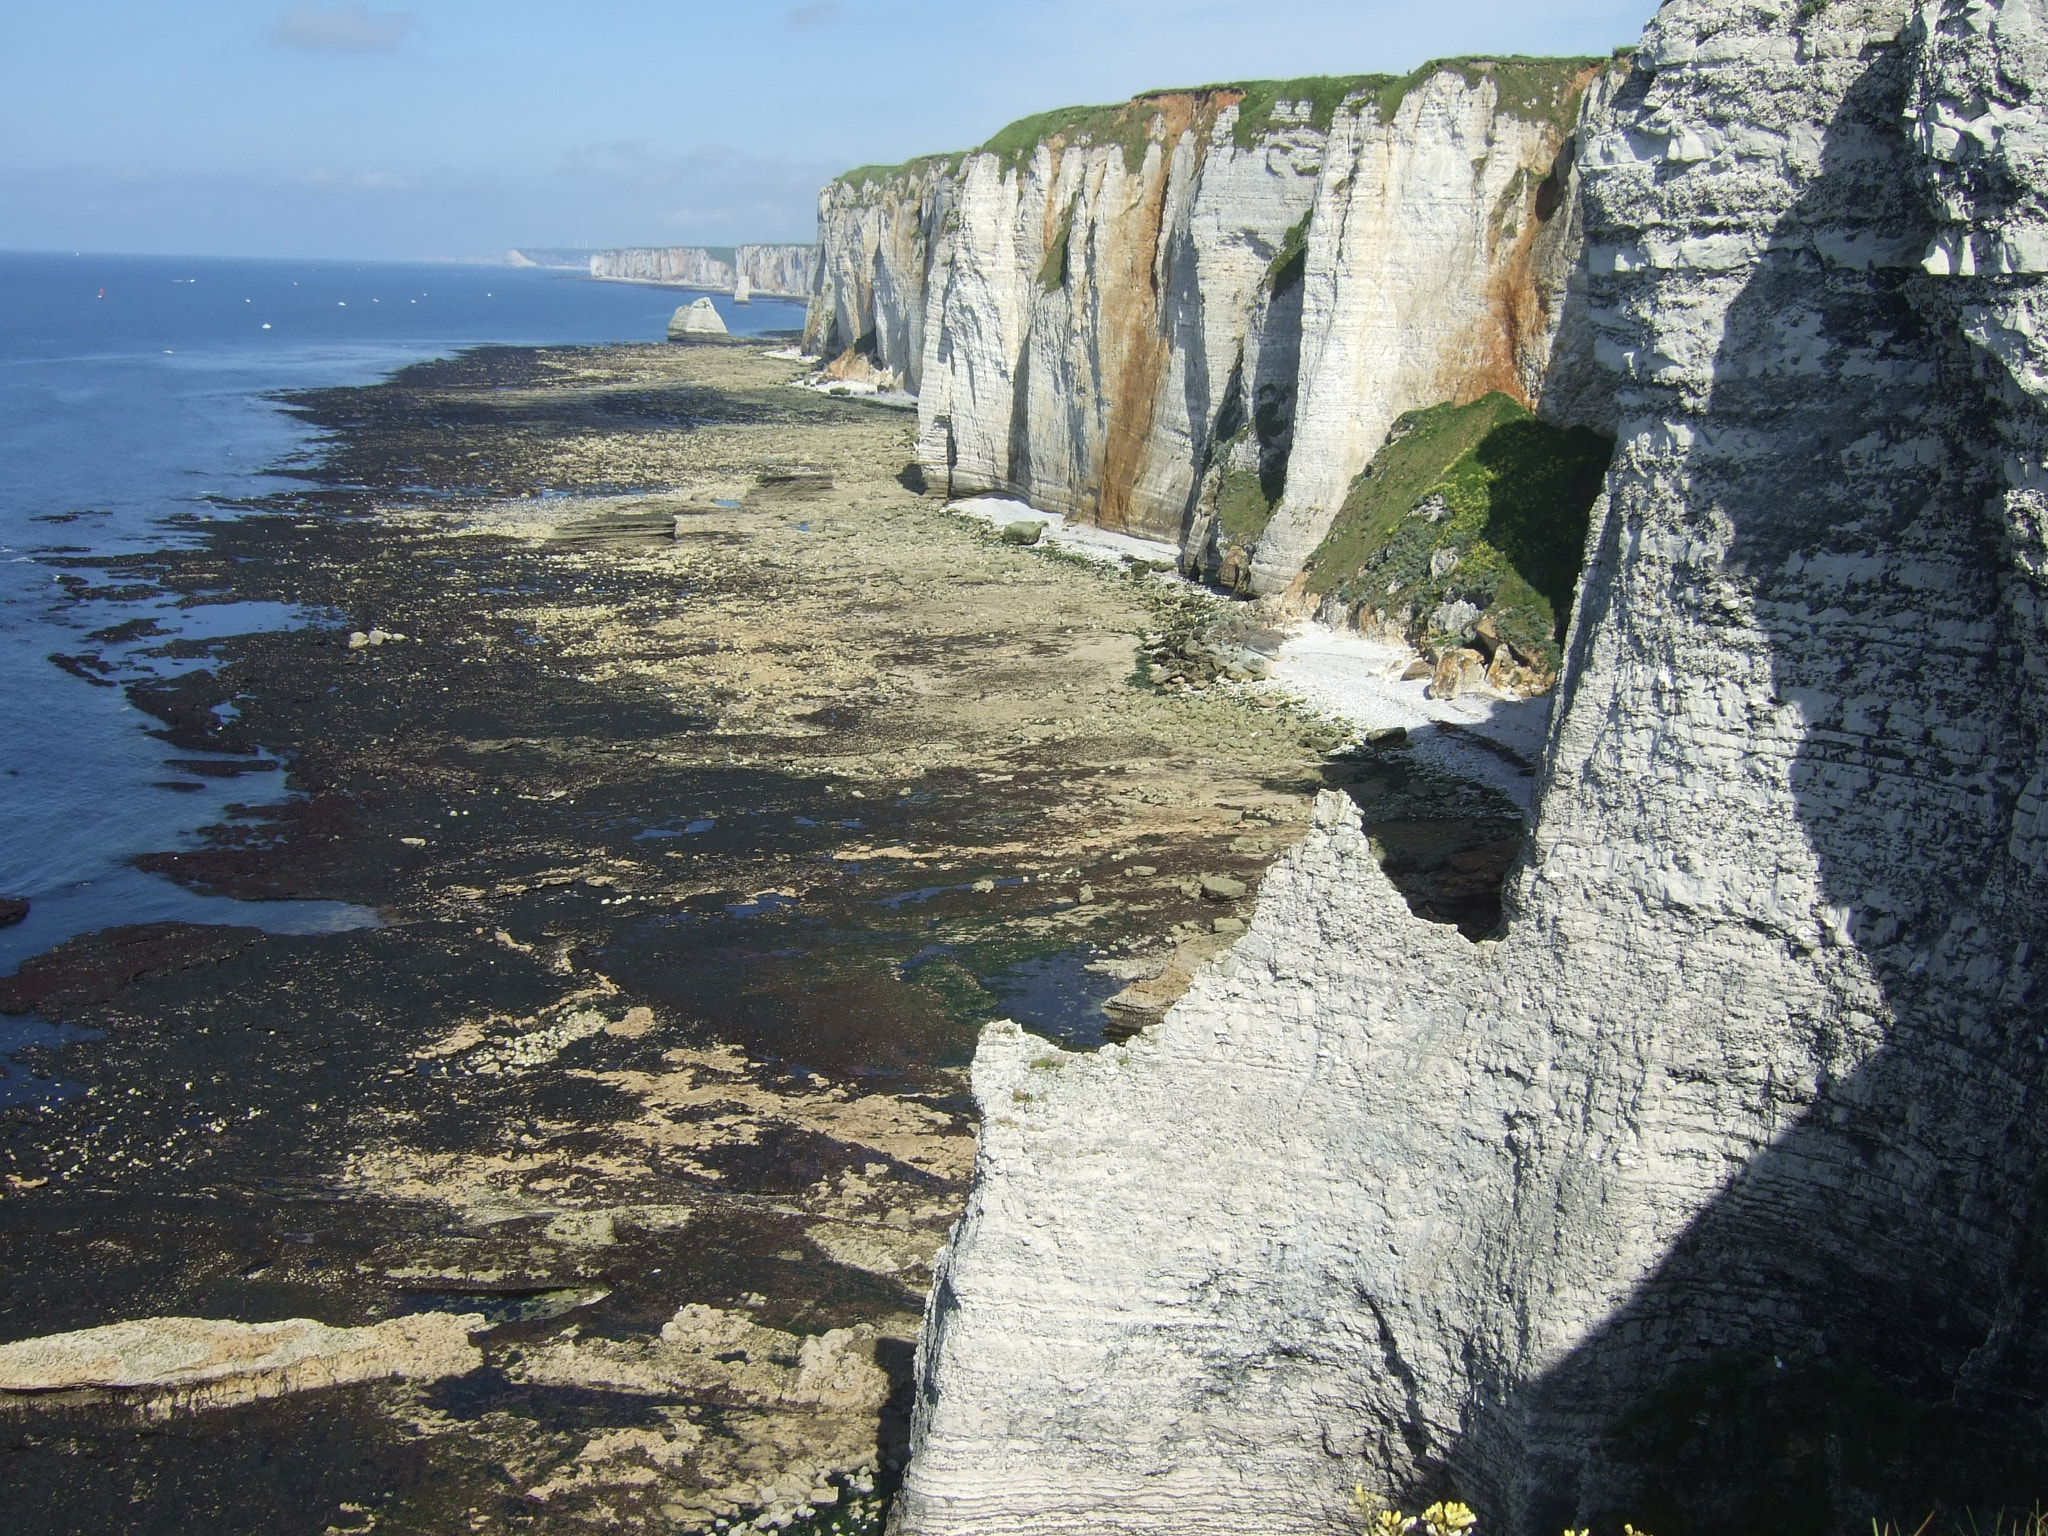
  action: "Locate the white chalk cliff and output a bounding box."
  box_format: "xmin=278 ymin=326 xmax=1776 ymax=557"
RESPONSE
xmin=887 ymin=1 xmax=2048 ymax=1531
xmin=590 ymin=243 xmax=815 ymax=298
xmin=806 ymin=67 xmax=1604 ymax=588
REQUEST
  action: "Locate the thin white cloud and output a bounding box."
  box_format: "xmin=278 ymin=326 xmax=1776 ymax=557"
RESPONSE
xmin=268 ymin=3 xmax=415 ymax=53
xmin=786 ymin=3 xmax=842 ymax=31
xmin=296 ymin=168 xmax=418 ymax=191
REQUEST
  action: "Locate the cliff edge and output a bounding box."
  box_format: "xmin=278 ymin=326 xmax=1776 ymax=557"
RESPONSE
xmin=889 ymin=0 xmax=2048 ymax=1530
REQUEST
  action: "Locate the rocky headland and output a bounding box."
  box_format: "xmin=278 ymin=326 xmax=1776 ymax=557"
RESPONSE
xmin=810 ymin=0 xmax=2048 ymax=1532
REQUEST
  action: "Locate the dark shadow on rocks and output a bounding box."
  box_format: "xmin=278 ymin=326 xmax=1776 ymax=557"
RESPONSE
xmin=1427 ymin=27 xmax=2048 ymax=1535
xmin=874 ymin=1333 xmax=917 ymax=1480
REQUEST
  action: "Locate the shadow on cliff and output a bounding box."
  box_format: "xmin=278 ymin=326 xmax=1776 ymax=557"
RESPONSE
xmin=1415 ymin=34 xmax=2048 ymax=1536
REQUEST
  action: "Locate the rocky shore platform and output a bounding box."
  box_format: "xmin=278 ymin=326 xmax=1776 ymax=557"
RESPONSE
xmin=0 ymin=341 xmax=1528 ymax=1533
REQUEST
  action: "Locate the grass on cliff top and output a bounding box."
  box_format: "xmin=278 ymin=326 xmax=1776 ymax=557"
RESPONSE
xmin=1222 ymin=75 xmax=1395 ymax=145
xmin=832 ymin=58 xmax=1608 ymax=187
xmin=1304 ymin=392 xmax=1612 ymax=667
xmin=979 ymin=98 xmax=1175 ymax=175
xmin=1371 ymin=55 xmax=1608 ymax=136
xmin=833 ymin=152 xmax=968 ymax=189
xmin=1208 ymin=56 xmax=1607 ymax=144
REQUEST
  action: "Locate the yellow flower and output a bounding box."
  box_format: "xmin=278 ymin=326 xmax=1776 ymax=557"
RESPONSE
xmin=1624 ymin=1526 xmax=1655 ymax=1536
xmin=1423 ymin=1502 xmax=1478 ymax=1536
xmin=1563 ymin=1528 xmax=1590 ymax=1536
xmin=1371 ymin=1512 xmax=1417 ymax=1536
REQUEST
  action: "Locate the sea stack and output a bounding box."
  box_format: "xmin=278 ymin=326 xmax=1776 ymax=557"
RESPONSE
xmin=667 ymin=296 xmax=729 ymax=341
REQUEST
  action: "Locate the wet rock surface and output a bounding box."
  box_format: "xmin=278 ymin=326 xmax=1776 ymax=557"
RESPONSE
xmin=0 ymin=341 xmax=1531 ymax=1532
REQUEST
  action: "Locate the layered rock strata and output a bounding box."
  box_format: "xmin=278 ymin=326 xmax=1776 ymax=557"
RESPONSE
xmin=807 ymin=66 xmax=1605 ymax=583
xmin=891 ymin=1 xmax=2048 ymax=1531
xmin=590 ymin=243 xmax=815 ymax=297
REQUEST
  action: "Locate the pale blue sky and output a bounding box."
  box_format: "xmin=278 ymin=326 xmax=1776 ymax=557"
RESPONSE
xmin=1 ymin=0 xmax=1657 ymax=260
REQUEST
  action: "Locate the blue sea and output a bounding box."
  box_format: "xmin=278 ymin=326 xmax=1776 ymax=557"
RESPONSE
xmin=0 ymin=249 xmax=807 ymax=981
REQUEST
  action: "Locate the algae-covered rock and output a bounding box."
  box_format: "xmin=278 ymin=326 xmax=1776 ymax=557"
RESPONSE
xmin=0 ymin=1313 xmax=482 ymax=1416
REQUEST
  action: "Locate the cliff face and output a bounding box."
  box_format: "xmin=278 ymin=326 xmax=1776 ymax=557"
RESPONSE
xmin=802 ymin=161 xmax=957 ymax=384
xmin=735 ymin=243 xmax=815 ymax=300
xmin=889 ymin=2 xmax=2048 ymax=1532
xmin=808 ymin=67 xmax=1601 ymax=565
xmin=1244 ymin=70 xmax=1601 ymax=589
xmin=588 ymin=244 xmax=816 ymax=297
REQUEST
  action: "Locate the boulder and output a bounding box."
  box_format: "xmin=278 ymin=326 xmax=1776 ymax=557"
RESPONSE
xmin=0 ymin=898 xmax=25 ymax=929
xmin=667 ymin=297 xmax=729 ymax=341
xmin=1485 ymin=647 xmax=1551 ymax=698
xmin=999 ymin=521 xmax=1043 ymax=545
xmin=1429 ymin=598 xmax=1482 ymax=635
xmin=1428 ymin=647 xmax=1488 ymax=699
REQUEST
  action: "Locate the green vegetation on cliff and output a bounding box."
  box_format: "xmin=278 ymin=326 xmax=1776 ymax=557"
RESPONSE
xmin=1225 ymin=74 xmax=1395 ymax=146
xmin=981 ymin=98 xmax=1171 ymax=175
xmin=1370 ymin=55 xmax=1606 ymax=135
xmin=1304 ymin=393 xmax=1611 ymax=668
xmin=833 ymin=152 xmax=965 ymax=190
xmin=834 ymin=58 xmax=1607 ymax=187
xmin=1038 ymin=198 xmax=1078 ymax=289
xmin=1214 ymin=464 xmax=1280 ymax=544
xmin=1263 ymin=211 xmax=1311 ymax=292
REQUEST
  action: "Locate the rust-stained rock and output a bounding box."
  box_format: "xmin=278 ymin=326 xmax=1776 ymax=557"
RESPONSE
xmin=1427 ymin=647 xmax=1488 ymax=699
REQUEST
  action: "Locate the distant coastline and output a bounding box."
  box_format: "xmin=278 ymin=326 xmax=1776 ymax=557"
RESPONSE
xmin=511 ymin=242 xmax=815 ymax=299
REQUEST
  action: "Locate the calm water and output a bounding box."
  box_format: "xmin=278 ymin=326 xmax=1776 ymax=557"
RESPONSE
xmin=0 ymin=249 xmax=806 ymax=976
